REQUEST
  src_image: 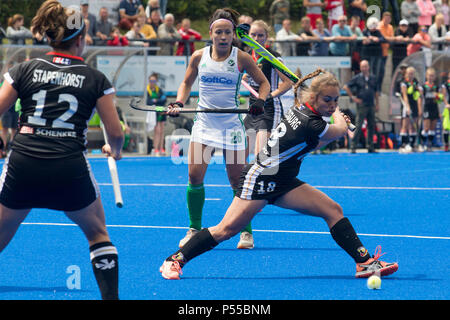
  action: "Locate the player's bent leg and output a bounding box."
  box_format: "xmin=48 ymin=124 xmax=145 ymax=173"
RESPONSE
xmin=274 ymin=183 xmax=343 ymax=228
xmin=0 ymin=204 xmax=30 ymax=253
xmin=64 ymin=198 xmax=119 ymax=300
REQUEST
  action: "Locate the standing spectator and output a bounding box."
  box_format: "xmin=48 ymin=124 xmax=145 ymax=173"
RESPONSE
xmin=428 ymin=13 xmax=448 ymax=50
xmin=392 ymin=20 xmax=413 ymax=72
xmin=378 ymin=12 xmax=395 ymax=91
xmin=407 ymin=25 xmax=432 ymax=55
xmin=125 ymin=21 xmax=149 ymax=46
xmin=6 ymin=14 xmax=32 ymax=45
xmin=119 ymin=0 xmax=145 ymax=31
xmin=149 ymin=7 xmax=163 ymax=31
xmin=269 ymin=0 xmax=290 ymax=34
xmin=303 ymin=0 xmax=325 ymax=30
xmin=96 ymin=7 xmax=114 ymax=46
xmin=275 ymin=19 xmax=303 ymax=56
xmin=311 ymin=18 xmax=333 ymax=56
xmin=349 ymin=15 xmax=364 ymax=73
xmin=146 ymin=73 xmax=167 ymax=156
xmin=433 ymin=0 xmax=450 ymax=27
xmin=382 ymin=0 xmax=401 ymax=25
xmin=330 ymin=15 xmax=356 ymax=56
xmin=83 ymin=19 xmax=94 ymax=46
xmin=362 ymin=17 xmax=385 ymax=91
xmin=402 ymin=0 xmax=421 ymax=34
xmin=107 ymin=27 xmax=129 ymax=46
xmin=80 ymin=1 xmax=97 ymax=43
xmin=296 ymin=16 xmax=319 ymax=56
xmin=157 ymin=13 xmax=181 ymax=55
xmin=176 ymin=18 xmax=202 ymax=56
xmin=348 ymin=0 xmax=367 ymax=31
xmin=343 ymin=60 xmax=380 ymax=153
xmin=417 ymin=0 xmax=437 ymax=27
xmin=325 ymin=0 xmax=345 ymax=31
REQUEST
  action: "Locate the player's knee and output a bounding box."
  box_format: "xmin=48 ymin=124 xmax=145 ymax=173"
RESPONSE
xmin=331 ymin=201 xmax=344 ymax=219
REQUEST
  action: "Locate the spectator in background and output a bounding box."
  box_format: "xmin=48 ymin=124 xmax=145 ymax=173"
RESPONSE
xmin=362 ymin=17 xmax=385 ymax=91
xmin=296 ymin=16 xmax=319 ymax=56
xmin=176 ymin=18 xmax=202 ymax=56
xmin=382 ymin=0 xmax=401 ymax=25
xmin=349 ymin=15 xmax=364 ymax=73
xmin=417 ymin=0 xmax=437 ymax=27
xmin=392 ymin=20 xmax=413 ymax=72
xmin=149 ymin=8 xmax=163 ymax=33
xmin=428 ymin=13 xmax=448 ymax=50
xmin=126 ymin=21 xmax=149 ymax=46
xmin=303 ymin=0 xmax=325 ymax=30
xmin=275 ymin=19 xmax=302 ymax=56
xmin=348 ymin=0 xmax=367 ymax=30
xmin=31 ymin=27 xmax=48 ymax=46
xmin=407 ymin=25 xmax=432 ymax=55
xmin=80 ymin=1 xmax=97 ymax=43
xmin=107 ymin=27 xmax=129 ymax=46
xmin=145 ymin=0 xmax=160 ymax=21
xmin=83 ymin=19 xmax=94 ymax=46
xmin=238 ymin=15 xmax=254 ymax=25
xmin=157 ymin=13 xmax=181 ymax=55
xmin=402 ymin=0 xmax=421 ymax=34
xmin=269 ymin=0 xmax=290 ymax=34
xmin=96 ymin=7 xmax=114 ymax=46
xmin=6 ymin=14 xmax=32 ymax=45
xmin=325 ymin=0 xmax=345 ymax=32
xmin=146 ymin=73 xmax=167 ymax=156
xmin=344 ymin=60 xmax=379 ymax=153
xmin=137 ymin=13 xmax=157 ymax=40
xmin=433 ymin=0 xmax=450 ymax=27
xmin=311 ymin=18 xmax=333 ymax=56
xmin=119 ymin=0 xmax=144 ymax=31
xmin=330 ymin=15 xmax=356 ymax=56
xmin=378 ymin=12 xmax=395 ymax=92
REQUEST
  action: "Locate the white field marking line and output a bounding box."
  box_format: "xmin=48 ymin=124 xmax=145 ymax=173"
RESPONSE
xmin=96 ymin=182 xmax=450 ymax=191
xmin=20 ymin=222 xmax=450 ymax=240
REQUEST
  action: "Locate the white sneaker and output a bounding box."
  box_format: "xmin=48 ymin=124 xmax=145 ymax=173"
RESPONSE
xmin=178 ymin=228 xmax=200 ymax=248
xmin=417 ymin=145 xmax=425 ymax=152
xmin=237 ymin=231 xmax=254 ymax=249
xmin=404 ymin=144 xmax=413 ymax=153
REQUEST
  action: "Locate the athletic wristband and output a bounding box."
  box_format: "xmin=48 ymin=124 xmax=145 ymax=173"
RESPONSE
xmin=172 ymin=101 xmax=184 ymax=108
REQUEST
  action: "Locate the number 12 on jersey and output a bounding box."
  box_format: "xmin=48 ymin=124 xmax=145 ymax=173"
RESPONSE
xmin=29 ymin=89 xmax=78 ymax=129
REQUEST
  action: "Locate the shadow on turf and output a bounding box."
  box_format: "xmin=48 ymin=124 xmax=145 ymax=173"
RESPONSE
xmin=0 ymin=286 xmax=91 ymax=294
xmin=216 ymin=247 xmax=341 ymax=252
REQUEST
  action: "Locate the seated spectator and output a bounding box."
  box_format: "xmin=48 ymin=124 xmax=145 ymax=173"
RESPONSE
xmin=149 ymin=8 xmax=163 ymax=32
xmin=330 ymin=15 xmax=356 ymax=56
xmin=433 ymin=0 xmax=449 ymax=27
xmin=311 ymin=18 xmax=333 ymax=56
xmin=126 ymin=21 xmax=149 ymax=46
xmin=6 ymin=14 xmax=32 ymax=45
xmin=392 ymin=20 xmax=413 ymax=72
xmin=407 ymin=25 xmax=432 ymax=55
xmin=428 ymin=13 xmax=448 ymax=50
xmin=96 ymin=7 xmax=114 ymax=46
xmin=137 ymin=13 xmax=157 ymax=40
xmin=362 ymin=17 xmax=385 ymax=90
xmin=275 ymin=19 xmax=302 ymax=56
xmin=157 ymin=13 xmax=181 ymax=55
xmin=325 ymin=0 xmax=345 ymax=31
xmin=81 ymin=0 xmax=97 ymax=42
xmin=402 ymin=0 xmax=421 ymax=34
xmin=348 ymin=0 xmax=367 ymax=30
xmin=296 ymin=16 xmax=319 ymax=56
xmin=417 ymin=0 xmax=437 ymax=27
xmin=107 ymin=27 xmax=129 ymax=46
xmin=119 ymin=0 xmax=145 ymax=31
xmin=176 ymin=18 xmax=202 ymax=56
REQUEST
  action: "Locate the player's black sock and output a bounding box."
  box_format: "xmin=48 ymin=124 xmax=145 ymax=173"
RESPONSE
xmin=167 ymin=228 xmax=219 ymax=266
xmin=330 ymin=217 xmax=370 ymax=263
xmin=421 ymin=130 xmax=428 ymax=145
xmin=444 ymin=132 xmax=449 ymax=145
xmin=400 ymin=133 xmax=408 ymax=147
xmin=90 ymin=241 xmax=119 ymax=300
xmin=427 ymin=131 xmax=435 ymax=146
xmin=409 ymin=133 xmax=416 ymax=146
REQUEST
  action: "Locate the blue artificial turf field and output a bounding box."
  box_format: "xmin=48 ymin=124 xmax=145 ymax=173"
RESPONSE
xmin=0 ymin=151 xmax=449 ymax=301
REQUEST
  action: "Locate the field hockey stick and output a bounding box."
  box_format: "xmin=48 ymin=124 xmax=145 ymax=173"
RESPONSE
xmin=236 ymin=24 xmax=356 ymax=132
xmin=241 ymin=79 xmax=259 ymax=98
xmin=101 ymin=122 xmax=123 ymax=208
xmin=129 ymin=98 xmax=249 ymax=113
xmin=395 ymin=92 xmax=418 ymax=134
